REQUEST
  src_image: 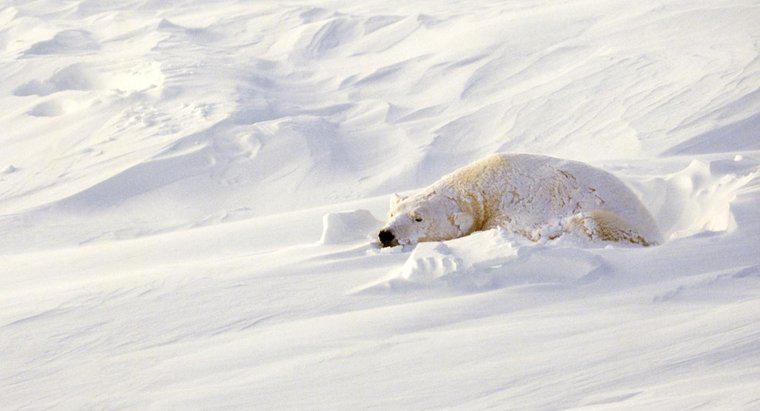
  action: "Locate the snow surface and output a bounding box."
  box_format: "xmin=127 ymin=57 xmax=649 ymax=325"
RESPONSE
xmin=1 ymin=0 xmax=759 ymax=409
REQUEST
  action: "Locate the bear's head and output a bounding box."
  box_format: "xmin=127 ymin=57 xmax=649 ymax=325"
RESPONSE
xmin=378 ymin=191 xmax=476 ymax=247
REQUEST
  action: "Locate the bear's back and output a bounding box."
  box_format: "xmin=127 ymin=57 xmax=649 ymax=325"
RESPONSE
xmin=480 ymin=153 xmax=661 ymax=243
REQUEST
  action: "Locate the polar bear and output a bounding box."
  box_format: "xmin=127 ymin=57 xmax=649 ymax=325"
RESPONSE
xmin=378 ymin=153 xmax=661 ymax=247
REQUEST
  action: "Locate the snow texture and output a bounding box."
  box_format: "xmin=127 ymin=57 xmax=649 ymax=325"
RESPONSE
xmin=1 ymin=0 xmax=759 ymax=409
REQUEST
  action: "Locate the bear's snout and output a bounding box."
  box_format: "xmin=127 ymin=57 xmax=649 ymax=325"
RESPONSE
xmin=378 ymin=229 xmax=396 ymax=247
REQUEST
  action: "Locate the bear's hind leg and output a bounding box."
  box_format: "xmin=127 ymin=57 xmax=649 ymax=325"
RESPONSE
xmin=565 ymin=210 xmax=651 ymax=246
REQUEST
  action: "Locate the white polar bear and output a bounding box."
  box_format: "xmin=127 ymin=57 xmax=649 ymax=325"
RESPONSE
xmin=378 ymin=153 xmax=661 ymax=247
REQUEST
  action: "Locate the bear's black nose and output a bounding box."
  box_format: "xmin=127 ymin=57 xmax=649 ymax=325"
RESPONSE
xmin=378 ymin=229 xmax=395 ymax=246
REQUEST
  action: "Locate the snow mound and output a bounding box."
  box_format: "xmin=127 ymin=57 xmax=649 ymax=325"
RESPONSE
xmin=642 ymin=159 xmax=760 ymax=240
xmin=105 ymin=61 xmax=164 ymax=93
xmin=356 ymin=228 xmax=606 ymax=293
xmin=27 ymin=98 xmax=83 ymax=117
xmin=13 ymin=64 xmax=102 ymax=96
xmin=25 ymin=29 xmax=100 ymax=55
xmin=320 ymin=209 xmax=383 ymax=244
xmin=2 ymin=165 xmax=18 ymax=174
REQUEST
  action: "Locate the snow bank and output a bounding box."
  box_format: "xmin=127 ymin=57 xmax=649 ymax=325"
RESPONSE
xmin=319 ymin=209 xmax=382 ymax=244
xmin=357 ymin=228 xmax=606 ymax=293
xmin=640 ymin=158 xmax=760 ymax=240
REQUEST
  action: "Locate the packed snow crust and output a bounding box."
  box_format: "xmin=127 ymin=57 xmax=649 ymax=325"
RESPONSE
xmin=1 ymin=0 xmax=759 ymax=409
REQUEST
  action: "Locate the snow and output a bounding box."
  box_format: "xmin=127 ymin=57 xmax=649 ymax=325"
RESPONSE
xmin=1 ymin=0 xmax=759 ymax=409
xmin=320 ymin=209 xmax=382 ymax=244
xmin=357 ymin=228 xmax=606 ymax=293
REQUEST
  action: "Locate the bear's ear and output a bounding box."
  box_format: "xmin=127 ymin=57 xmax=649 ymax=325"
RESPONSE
xmin=390 ymin=193 xmax=407 ymax=209
xmin=453 ymin=212 xmax=474 ymax=233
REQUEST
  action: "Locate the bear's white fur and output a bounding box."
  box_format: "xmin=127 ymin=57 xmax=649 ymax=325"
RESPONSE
xmin=380 ymin=153 xmax=661 ymax=247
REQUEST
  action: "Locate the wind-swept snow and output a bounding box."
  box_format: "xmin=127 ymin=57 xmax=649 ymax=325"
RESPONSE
xmin=1 ymin=0 xmax=759 ymax=409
